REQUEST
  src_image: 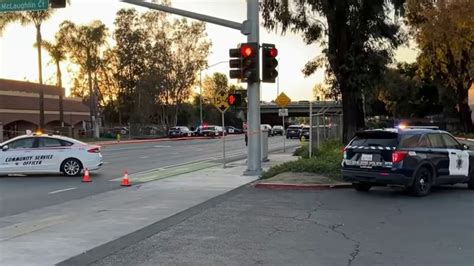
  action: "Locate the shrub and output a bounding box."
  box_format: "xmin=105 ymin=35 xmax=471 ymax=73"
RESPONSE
xmin=262 ymin=140 xmax=344 ymax=180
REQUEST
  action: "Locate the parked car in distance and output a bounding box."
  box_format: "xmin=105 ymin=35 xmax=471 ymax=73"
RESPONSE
xmin=299 ymin=126 xmax=310 ymax=140
xmin=216 ymin=126 xmax=227 ymax=136
xmin=286 ymin=125 xmax=302 ymax=139
xmin=198 ymin=125 xmax=219 ymax=137
xmin=261 ymin=124 xmax=272 ymax=136
xmin=105 ymin=127 xmax=129 ymax=138
xmin=272 ymin=125 xmax=284 ymax=136
xmin=168 ymin=126 xmax=191 ymax=137
xmin=225 ymin=126 xmax=243 ymax=134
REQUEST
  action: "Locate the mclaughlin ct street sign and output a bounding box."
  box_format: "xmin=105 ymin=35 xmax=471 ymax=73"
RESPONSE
xmin=0 ymin=0 xmax=49 ymax=12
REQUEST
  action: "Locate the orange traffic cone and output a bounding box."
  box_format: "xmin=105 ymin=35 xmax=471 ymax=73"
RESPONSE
xmin=82 ymin=168 xmax=91 ymax=182
xmin=121 ymin=169 xmax=131 ymax=187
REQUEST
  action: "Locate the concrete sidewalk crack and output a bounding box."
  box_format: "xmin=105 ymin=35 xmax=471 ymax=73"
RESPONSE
xmin=268 ymin=225 xmax=296 ymax=236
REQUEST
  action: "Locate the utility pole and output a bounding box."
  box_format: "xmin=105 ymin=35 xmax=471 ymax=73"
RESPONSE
xmin=122 ymin=0 xmax=262 ymax=175
xmin=199 ymin=71 xmax=203 ymax=126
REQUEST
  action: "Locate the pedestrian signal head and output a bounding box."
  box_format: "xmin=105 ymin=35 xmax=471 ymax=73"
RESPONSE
xmin=227 ymin=93 xmax=242 ymax=106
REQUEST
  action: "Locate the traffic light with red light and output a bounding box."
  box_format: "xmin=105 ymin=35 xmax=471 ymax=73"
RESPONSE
xmin=229 ymin=43 xmax=259 ymax=82
xmin=50 ymin=0 xmax=66 ymax=8
xmin=262 ymin=43 xmax=278 ymax=83
xmin=227 ymin=93 xmax=242 ymax=107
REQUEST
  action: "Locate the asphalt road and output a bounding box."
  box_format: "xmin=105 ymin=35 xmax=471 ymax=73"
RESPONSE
xmin=0 ymin=135 xmax=299 ymax=218
xmin=93 ymin=186 xmax=474 ymax=266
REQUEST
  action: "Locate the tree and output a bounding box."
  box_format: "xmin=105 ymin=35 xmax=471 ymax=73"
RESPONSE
xmin=367 ymin=62 xmax=442 ymax=118
xmin=0 ymin=11 xmax=53 ymax=129
xmin=201 ymin=72 xmax=229 ymax=101
xmin=113 ymin=8 xmax=148 ymax=124
xmin=111 ymin=8 xmax=210 ymax=129
xmin=38 ymin=36 xmax=67 ymax=125
xmin=406 ymin=0 xmax=474 ymax=132
xmin=128 ymin=11 xmax=210 ymax=130
xmin=261 ymin=0 xmax=405 ymax=142
xmin=58 ymin=20 xmax=108 ymax=126
xmin=312 ymin=83 xmax=330 ymax=101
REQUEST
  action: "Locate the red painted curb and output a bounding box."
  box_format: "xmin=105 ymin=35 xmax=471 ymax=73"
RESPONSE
xmin=254 ymin=182 xmax=353 ymax=190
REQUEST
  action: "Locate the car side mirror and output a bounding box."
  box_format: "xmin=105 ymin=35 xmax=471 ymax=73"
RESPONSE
xmin=462 ymin=144 xmax=470 ymax=150
xmin=2 ymin=145 xmax=9 ymax=151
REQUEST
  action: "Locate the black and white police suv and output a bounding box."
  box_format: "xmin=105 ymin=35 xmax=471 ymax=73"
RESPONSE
xmin=342 ymin=128 xmax=474 ymax=196
xmin=0 ymin=133 xmax=103 ymax=176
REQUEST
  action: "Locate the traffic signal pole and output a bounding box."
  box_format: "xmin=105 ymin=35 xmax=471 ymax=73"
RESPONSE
xmin=122 ymin=0 xmax=262 ymax=174
xmin=245 ymin=0 xmax=261 ymax=175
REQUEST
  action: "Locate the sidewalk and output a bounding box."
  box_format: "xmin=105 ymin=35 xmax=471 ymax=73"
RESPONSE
xmin=0 ymin=153 xmax=297 ymax=266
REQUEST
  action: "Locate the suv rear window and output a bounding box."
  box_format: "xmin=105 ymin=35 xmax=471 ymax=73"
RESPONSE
xmin=398 ymin=134 xmax=421 ymax=148
xmin=351 ymin=131 xmax=398 ymax=147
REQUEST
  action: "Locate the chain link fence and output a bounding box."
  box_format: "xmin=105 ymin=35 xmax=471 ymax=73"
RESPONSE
xmin=310 ymin=110 xmax=343 ymax=154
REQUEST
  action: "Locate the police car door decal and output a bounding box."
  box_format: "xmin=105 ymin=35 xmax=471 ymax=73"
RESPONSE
xmin=448 ymin=149 xmax=469 ymax=176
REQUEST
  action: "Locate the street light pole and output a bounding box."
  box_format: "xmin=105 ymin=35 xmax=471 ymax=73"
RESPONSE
xmin=199 ymin=70 xmax=203 ymax=126
xmin=277 ymin=58 xmax=280 ymax=97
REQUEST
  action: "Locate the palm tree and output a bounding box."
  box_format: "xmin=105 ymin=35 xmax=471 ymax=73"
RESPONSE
xmin=39 ymin=39 xmax=67 ymax=125
xmin=0 ymin=11 xmax=53 ymax=129
xmin=58 ymin=20 xmax=108 ymax=137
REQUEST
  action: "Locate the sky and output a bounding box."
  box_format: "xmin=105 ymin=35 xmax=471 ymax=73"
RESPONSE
xmin=0 ymin=0 xmax=419 ymax=101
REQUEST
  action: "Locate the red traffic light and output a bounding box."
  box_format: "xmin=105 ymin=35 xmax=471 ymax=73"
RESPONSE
xmin=240 ymin=45 xmax=254 ymax=58
xmin=268 ymin=47 xmax=278 ymax=57
xmin=228 ymin=95 xmax=236 ymax=105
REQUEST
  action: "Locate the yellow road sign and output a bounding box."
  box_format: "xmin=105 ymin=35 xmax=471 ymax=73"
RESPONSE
xmin=275 ymin=92 xmax=291 ymax=108
xmin=213 ymin=90 xmax=229 ymax=113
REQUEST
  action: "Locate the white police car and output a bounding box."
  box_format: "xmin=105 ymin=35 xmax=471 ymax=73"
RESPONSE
xmin=0 ymin=134 xmax=103 ymax=176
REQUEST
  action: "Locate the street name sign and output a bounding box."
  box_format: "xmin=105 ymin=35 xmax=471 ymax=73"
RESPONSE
xmin=278 ymin=108 xmax=288 ymax=117
xmin=275 ymin=92 xmax=291 ymax=108
xmin=213 ymin=90 xmax=229 ymax=113
xmin=0 ymin=0 xmax=49 ymax=12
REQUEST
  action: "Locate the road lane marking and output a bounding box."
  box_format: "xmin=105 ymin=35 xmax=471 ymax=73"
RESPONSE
xmin=48 ymin=187 xmax=77 ymax=195
xmin=140 ymin=156 xmax=149 ymax=159
xmin=154 ymin=145 xmax=172 ymax=148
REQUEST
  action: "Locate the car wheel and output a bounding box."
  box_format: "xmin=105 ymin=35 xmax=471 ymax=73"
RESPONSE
xmin=410 ymin=167 xmax=432 ymax=197
xmin=61 ymin=158 xmax=83 ymax=177
xmin=353 ymin=183 xmax=371 ymax=192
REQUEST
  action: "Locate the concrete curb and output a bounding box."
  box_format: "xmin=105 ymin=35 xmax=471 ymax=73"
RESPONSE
xmin=254 ymin=182 xmax=353 ymax=190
